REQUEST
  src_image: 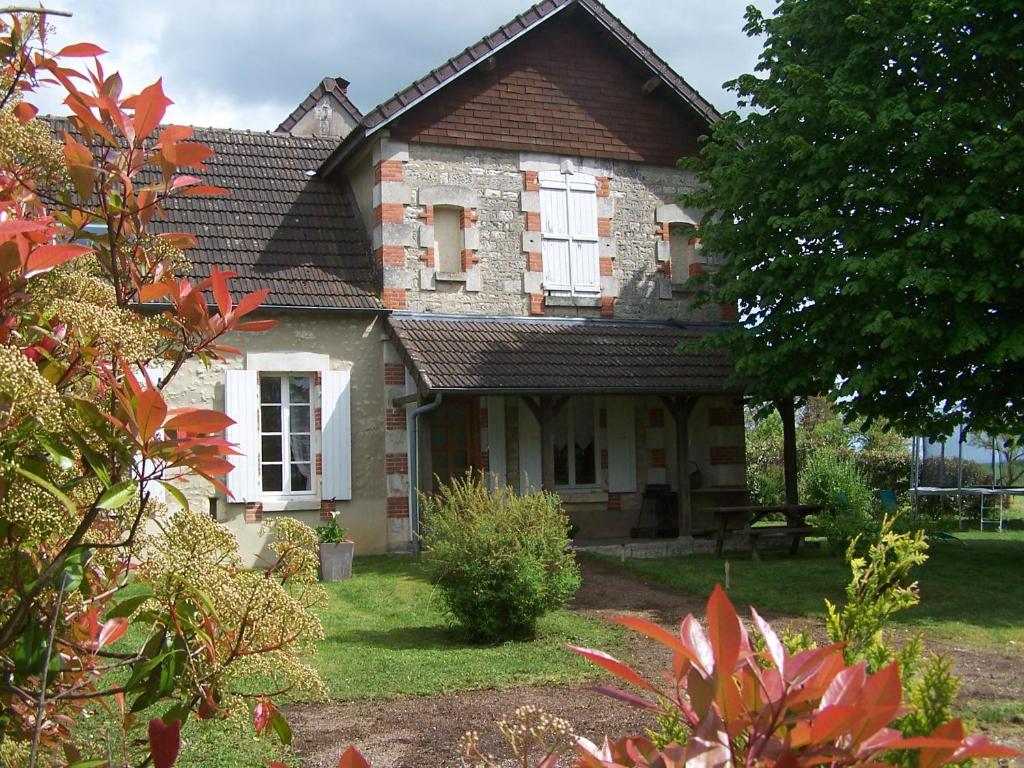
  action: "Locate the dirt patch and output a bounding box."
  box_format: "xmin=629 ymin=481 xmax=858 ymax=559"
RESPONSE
xmin=286 ymin=557 xmax=1023 ymax=766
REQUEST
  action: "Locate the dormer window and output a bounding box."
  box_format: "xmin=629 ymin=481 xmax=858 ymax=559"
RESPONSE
xmin=433 ymin=205 xmax=464 ymax=275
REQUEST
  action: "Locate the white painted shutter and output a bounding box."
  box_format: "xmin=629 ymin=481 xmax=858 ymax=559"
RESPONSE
xmin=321 ymin=369 xmax=352 ymax=501
xmin=518 ymin=400 xmax=542 ymax=493
xmin=486 ymin=396 xmax=507 ymax=489
xmin=568 ymin=177 xmax=600 ymax=293
xmin=540 ymin=179 xmax=571 ymax=292
xmin=224 ymin=369 xmax=260 ymax=502
xmin=607 ymin=396 xmax=637 ymax=493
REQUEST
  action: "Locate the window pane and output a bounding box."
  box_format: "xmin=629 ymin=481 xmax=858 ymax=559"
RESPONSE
xmin=290 ymin=405 xmax=310 ymax=433
xmin=290 ymin=434 xmax=310 ymax=463
xmin=260 ymin=376 xmax=281 ymax=403
xmin=290 ymin=463 xmax=312 ymax=492
xmin=553 ymin=405 xmax=569 ymax=486
xmin=262 ymin=464 xmax=282 ymax=492
xmin=289 ymin=376 xmax=311 ymax=404
xmin=261 ymin=405 xmax=281 ymax=432
xmin=574 ymin=398 xmax=596 ymax=485
xmin=262 ymin=435 xmax=282 ymax=463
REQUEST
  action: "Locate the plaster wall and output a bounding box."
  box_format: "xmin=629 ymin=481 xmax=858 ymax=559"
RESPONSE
xmin=162 ymin=311 xmax=389 ymax=566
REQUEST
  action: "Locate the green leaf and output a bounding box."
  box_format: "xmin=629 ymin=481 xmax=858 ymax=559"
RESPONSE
xmin=12 ymin=620 xmax=47 ymax=676
xmin=97 ymin=479 xmax=137 ymax=510
xmin=37 ymin=434 xmax=76 ymax=470
xmin=157 ymin=479 xmax=188 ymax=510
xmin=270 ymin=710 xmax=292 ymax=745
xmin=13 ymin=465 xmax=77 ymax=516
xmin=105 ymin=591 xmax=155 ymax=620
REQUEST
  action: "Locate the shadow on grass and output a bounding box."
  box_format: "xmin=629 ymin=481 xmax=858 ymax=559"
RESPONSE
xmin=328 ymin=625 xmax=475 ymax=651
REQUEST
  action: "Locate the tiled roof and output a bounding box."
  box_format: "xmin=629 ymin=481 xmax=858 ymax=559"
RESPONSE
xmin=47 ymin=118 xmax=380 ymax=310
xmin=321 ymin=0 xmax=721 ymax=174
xmin=386 ymin=314 xmax=739 ymax=394
xmin=275 ymin=76 xmax=364 ymax=134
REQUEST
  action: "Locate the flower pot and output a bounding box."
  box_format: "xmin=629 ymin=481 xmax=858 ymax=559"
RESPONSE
xmin=319 ymin=541 xmax=354 ymax=581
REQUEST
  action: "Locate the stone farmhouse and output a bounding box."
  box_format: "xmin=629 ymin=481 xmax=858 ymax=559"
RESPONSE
xmin=156 ymin=0 xmax=748 ymax=563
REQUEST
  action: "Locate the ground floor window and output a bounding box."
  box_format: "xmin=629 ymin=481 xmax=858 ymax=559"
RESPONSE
xmin=259 ymin=374 xmax=314 ymax=494
xmin=554 ymin=397 xmax=597 ymax=486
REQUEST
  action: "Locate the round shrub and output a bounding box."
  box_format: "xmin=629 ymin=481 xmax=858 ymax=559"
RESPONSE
xmin=420 ymin=475 xmax=581 ymax=643
xmin=800 ymin=451 xmax=876 ymax=553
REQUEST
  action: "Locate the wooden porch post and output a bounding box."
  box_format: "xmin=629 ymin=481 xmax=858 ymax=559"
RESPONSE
xmin=521 ymin=395 xmax=569 ymax=491
xmin=663 ymin=395 xmax=698 ymax=536
xmin=777 ymin=397 xmax=799 ymax=505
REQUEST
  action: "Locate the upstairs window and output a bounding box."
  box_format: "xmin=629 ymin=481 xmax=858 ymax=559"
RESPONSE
xmin=670 ymin=224 xmax=700 ymax=285
xmin=433 ymin=206 xmax=464 ymax=274
xmin=259 ymin=374 xmax=314 ymax=495
xmin=539 ymin=170 xmax=599 ymax=295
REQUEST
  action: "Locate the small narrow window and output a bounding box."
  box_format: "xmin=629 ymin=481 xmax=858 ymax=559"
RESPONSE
xmin=259 ymin=374 xmax=314 ymax=495
xmin=670 ymin=224 xmax=699 ymax=285
xmin=433 ymin=206 xmax=464 ymax=274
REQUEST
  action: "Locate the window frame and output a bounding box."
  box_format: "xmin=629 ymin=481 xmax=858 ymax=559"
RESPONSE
xmin=258 ymin=372 xmax=318 ymax=501
xmin=539 ymin=170 xmax=600 ymax=296
xmin=432 ymin=204 xmax=465 ymax=275
xmin=553 ymin=397 xmax=600 ymax=489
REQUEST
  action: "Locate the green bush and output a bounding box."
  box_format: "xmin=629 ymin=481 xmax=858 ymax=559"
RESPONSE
xmin=800 ymin=451 xmax=876 ymax=553
xmin=420 ymin=475 xmax=581 ymax=643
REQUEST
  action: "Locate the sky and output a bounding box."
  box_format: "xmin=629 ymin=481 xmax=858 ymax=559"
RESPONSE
xmin=33 ymin=0 xmax=764 ymax=131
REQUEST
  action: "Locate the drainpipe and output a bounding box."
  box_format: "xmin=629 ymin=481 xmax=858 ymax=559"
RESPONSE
xmin=407 ymin=392 xmax=443 ymax=556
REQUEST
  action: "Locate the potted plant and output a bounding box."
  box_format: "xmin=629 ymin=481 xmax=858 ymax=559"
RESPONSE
xmin=315 ymin=514 xmax=353 ymax=581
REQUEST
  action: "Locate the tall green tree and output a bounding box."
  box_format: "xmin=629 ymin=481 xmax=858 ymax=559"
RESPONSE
xmin=687 ymin=0 xmax=1024 ymax=437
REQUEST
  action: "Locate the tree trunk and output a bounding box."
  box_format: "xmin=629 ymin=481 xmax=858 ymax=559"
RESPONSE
xmin=778 ymin=398 xmax=799 ymax=505
xmin=663 ymin=396 xmax=698 ymax=536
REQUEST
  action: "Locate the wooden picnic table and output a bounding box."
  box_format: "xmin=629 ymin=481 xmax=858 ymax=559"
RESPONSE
xmin=709 ymin=504 xmax=821 ymax=559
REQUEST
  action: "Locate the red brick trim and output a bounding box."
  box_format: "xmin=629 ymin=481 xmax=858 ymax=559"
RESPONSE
xmin=387 ymin=496 xmax=409 ymax=518
xmin=657 ymin=222 xmax=672 ymax=241
xmin=658 ymin=261 xmax=671 ymax=279
xmin=523 ymin=171 xmax=539 ymax=192
xmin=316 ymin=452 xmax=323 ymax=476
xmin=600 ymin=448 xmax=608 ymax=469
xmin=375 ymin=160 xmax=404 ymax=183
xmin=480 ymin=450 xmax=490 ymax=472
xmin=599 ymin=255 xmax=613 ymax=277
xmin=421 ymin=246 xmax=435 ymax=268
xmin=597 ymin=218 xmax=612 ymax=238
xmin=315 ymin=407 xmax=322 ymax=430
xmin=419 ymin=204 xmax=434 ymax=225
xmin=720 ymin=303 xmax=739 ymax=322
xmin=459 ymin=209 xmax=477 ymax=229
xmin=596 ymin=176 xmax=610 ymax=197
xmin=526 ymin=211 xmax=541 ymax=232
xmin=382 ymin=288 xmax=407 ymax=309
xmin=385 ymin=408 xmax=406 ymax=430
xmin=384 ymin=363 xmax=405 ymax=386
xmin=320 ymin=499 xmax=336 ymax=522
xmin=709 ymin=407 xmax=744 ymax=427
xmin=244 ymin=502 xmax=263 ymax=524
xmin=529 ymin=293 xmax=545 ymax=316
xmin=600 ymin=296 xmax=615 ymax=318
xmin=651 ymin=448 xmax=666 ymax=469
xmin=375 ymin=245 xmax=405 ymax=268
xmin=375 ymin=203 xmax=405 ymax=224
xmin=527 ymin=252 xmax=543 ymax=272
xmin=461 ymin=248 xmax=478 ymax=272
xmin=710 ymin=446 xmax=745 ymax=466
xmin=385 ymin=453 xmax=409 ymax=474
xmin=607 ymin=492 xmax=622 ymax=511
xmin=649 ymin=408 xmax=664 ymax=428
xmin=688 ymin=262 xmax=705 ymax=277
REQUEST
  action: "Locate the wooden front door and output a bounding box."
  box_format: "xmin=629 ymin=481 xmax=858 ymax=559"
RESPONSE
xmin=430 ymin=398 xmax=481 ymax=491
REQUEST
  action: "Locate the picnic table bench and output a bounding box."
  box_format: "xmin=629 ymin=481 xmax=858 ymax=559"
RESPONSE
xmin=709 ymin=504 xmax=822 ymax=560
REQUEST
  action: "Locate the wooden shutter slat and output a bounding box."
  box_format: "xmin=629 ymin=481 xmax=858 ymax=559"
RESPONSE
xmin=225 ymin=369 xmax=260 ymax=502
xmin=321 ymin=369 xmax=352 ymax=501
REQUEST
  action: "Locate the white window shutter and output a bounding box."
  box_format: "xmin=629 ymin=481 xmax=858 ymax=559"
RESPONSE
xmin=540 ymin=182 xmax=571 ymax=292
xmin=542 ymin=239 xmax=572 ymax=291
xmin=486 ymin=396 xmax=507 ymax=489
xmin=518 ymin=401 xmax=542 ymax=493
xmin=568 ymin=180 xmax=600 ymax=293
xmin=607 ymin=397 xmax=637 ymax=493
xmin=321 ymin=369 xmax=352 ymax=501
xmin=224 ymin=369 xmax=260 ymax=502
xmin=571 ymin=241 xmax=600 ymax=293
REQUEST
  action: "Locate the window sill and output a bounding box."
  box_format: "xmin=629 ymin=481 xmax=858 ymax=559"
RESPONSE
xmin=556 ymin=488 xmax=608 ymax=504
xmin=435 ymin=271 xmax=467 ymax=283
xmin=544 ymin=294 xmax=602 ymax=308
xmin=260 ymin=496 xmax=321 ymax=512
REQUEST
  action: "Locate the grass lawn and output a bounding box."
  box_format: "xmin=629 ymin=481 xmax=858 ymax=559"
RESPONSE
xmin=73 ymin=554 xmax=623 ymax=768
xmin=587 ymin=530 xmax=1024 ymax=651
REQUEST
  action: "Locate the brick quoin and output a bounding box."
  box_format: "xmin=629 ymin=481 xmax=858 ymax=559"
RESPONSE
xmin=710 ymin=446 xmax=745 ymax=466
xmin=244 ymin=502 xmax=263 ymax=524
xmin=320 ymin=499 xmax=336 ymax=522
xmin=720 ymin=303 xmax=739 ymax=322
xmin=649 ymin=408 xmax=665 ymax=428
xmin=527 ymin=252 xmax=543 ymax=272
xmin=419 ymin=205 xmax=434 ymax=225
xmin=384 ymin=363 xmax=406 ymax=386
xmin=651 ymin=448 xmax=666 ymax=469
xmin=375 ymin=203 xmax=405 ymax=225
xmin=421 ymin=246 xmax=435 ymax=268
xmin=376 ymin=245 xmax=405 ymax=268
xmin=600 ymin=448 xmax=608 ymax=469
xmin=385 ymin=453 xmax=409 ymax=474
xmin=607 ymin=492 xmax=622 ymax=511
xmin=601 ymin=296 xmax=615 ymax=318
xmin=315 ymin=453 xmax=323 ymax=476
xmin=529 ymin=293 xmax=545 ymax=315
xmin=599 ymin=255 xmax=613 ymax=277
xmin=596 ymin=176 xmax=610 ymax=197
xmin=688 ymin=262 xmax=705 ymax=277
xmin=523 ymin=171 xmax=539 ymax=191
xmin=387 ymin=496 xmax=409 ymax=518
xmin=315 ymin=407 xmax=322 ymax=430
xmin=461 ymin=248 xmax=477 ymax=272
xmin=709 ymin=407 xmax=744 ymax=427
xmin=382 ymin=288 xmax=407 ymax=309
xmin=526 ymin=211 xmax=541 ymax=232
xmin=459 ymin=209 xmax=477 ymax=229
xmin=385 ymin=408 xmax=406 ymax=430
xmin=388 ymin=13 xmax=705 ymax=165
xmin=597 ymin=218 xmax=612 ymax=238
xmin=659 ymin=261 xmax=671 ymax=280
xmin=374 ymin=160 xmax=404 ymax=183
